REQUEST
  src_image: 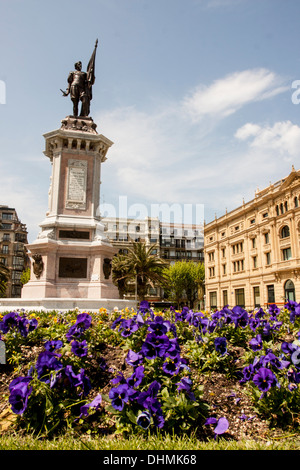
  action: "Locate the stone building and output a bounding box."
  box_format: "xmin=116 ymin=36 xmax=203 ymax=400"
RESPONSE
xmin=0 ymin=205 xmax=28 ymax=297
xmin=204 ymin=167 xmax=300 ymax=311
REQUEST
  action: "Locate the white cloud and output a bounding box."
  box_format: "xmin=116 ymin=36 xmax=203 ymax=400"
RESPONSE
xmin=182 ymin=69 xmax=288 ymax=121
xmin=235 ymin=120 xmax=300 ymax=158
xmin=95 ymin=69 xmax=293 ymax=224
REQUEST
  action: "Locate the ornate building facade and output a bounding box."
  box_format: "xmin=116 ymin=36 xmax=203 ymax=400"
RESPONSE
xmin=0 ymin=206 xmax=28 ymax=297
xmin=204 ymin=167 xmax=300 ymax=310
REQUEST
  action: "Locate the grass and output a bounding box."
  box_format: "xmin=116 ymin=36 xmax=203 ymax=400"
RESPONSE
xmin=0 ymin=432 xmax=300 ymax=450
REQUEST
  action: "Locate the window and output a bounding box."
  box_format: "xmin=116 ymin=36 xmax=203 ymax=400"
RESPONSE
xmin=233 ymin=260 xmax=244 ymax=272
xmin=253 ymin=256 xmax=257 ymax=268
xmin=285 ymin=279 xmax=296 ymax=302
xmin=12 ymin=271 xmax=22 ymax=280
xmin=235 ymin=288 xmax=245 ymax=308
xmin=232 ymin=242 xmax=243 ymax=254
xmin=208 ymin=267 xmax=215 ymax=277
xmin=208 ymin=251 xmax=215 ymax=261
xmin=2 ymin=213 xmax=13 ymax=220
xmin=149 ymin=287 xmax=157 ymax=296
xmin=253 ymin=286 xmax=260 ymax=308
xmin=282 ymin=247 xmax=292 ymax=260
xmin=294 ymin=196 xmax=299 ymax=208
xmin=223 ymin=290 xmax=228 ymax=307
xmin=135 ymin=225 xmax=140 ymax=232
xmin=252 ymin=238 xmax=256 ymax=248
xmin=210 ymin=291 xmax=217 ymax=309
xmin=266 ymin=252 xmax=271 ymax=265
xmin=2 ymin=245 xmax=8 ymax=254
xmin=250 ymin=218 xmax=255 ymax=225
xmin=264 ymin=232 xmax=269 ymax=244
xmin=276 ymin=205 xmax=279 ymax=216
xmin=3 ymin=233 xmax=10 ymax=241
xmin=221 ymin=248 xmax=226 ymax=258
xmin=222 ymin=264 xmax=226 ymax=275
xmin=267 ymin=285 xmax=275 ymax=304
xmin=281 ymin=225 xmax=290 ymax=238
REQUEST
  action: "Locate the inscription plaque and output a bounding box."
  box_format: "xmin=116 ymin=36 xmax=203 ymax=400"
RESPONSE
xmin=66 ymin=159 xmax=87 ymax=210
xmin=59 ymin=257 xmax=87 ymax=278
xmin=59 ymin=230 xmax=90 ymax=240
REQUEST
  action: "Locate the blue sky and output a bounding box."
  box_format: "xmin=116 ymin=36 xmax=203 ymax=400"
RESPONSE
xmin=1 ymin=0 xmax=300 ymax=242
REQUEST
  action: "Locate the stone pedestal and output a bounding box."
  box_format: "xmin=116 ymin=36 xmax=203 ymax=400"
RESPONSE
xmin=22 ymin=116 xmax=119 ymax=300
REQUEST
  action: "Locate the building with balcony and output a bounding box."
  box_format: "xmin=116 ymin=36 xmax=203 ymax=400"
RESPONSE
xmin=0 ymin=206 xmax=28 ymax=297
xmin=203 ymin=166 xmax=300 ymax=311
xmin=102 ymin=216 xmax=204 ymax=303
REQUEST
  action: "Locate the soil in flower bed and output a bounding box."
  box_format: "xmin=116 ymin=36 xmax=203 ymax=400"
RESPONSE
xmin=0 ymin=342 xmax=282 ymax=442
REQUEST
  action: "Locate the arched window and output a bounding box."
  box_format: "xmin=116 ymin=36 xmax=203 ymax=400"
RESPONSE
xmin=281 ymin=225 xmax=290 ymax=238
xmin=284 ymin=279 xmax=296 ymax=302
xmin=280 ymin=203 xmax=284 ymax=214
xmin=294 ymin=196 xmax=299 ymax=208
xmin=276 ymin=205 xmax=279 ymax=216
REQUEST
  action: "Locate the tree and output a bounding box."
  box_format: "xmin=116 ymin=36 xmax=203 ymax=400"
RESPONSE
xmin=119 ymin=242 xmax=168 ymax=301
xmin=0 ymin=262 xmax=9 ymax=298
xmin=112 ymin=254 xmax=133 ymax=299
xmin=163 ymin=260 xmax=205 ymax=308
xmin=21 ymin=267 xmax=31 ymax=285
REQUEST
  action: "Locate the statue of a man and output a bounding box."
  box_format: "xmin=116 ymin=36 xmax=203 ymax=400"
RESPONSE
xmin=62 ymin=61 xmax=89 ymax=117
xmin=61 ymin=40 xmax=98 ymax=118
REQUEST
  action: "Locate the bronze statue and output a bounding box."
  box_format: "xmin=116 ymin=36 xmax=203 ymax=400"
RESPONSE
xmin=61 ymin=40 xmax=98 ymax=117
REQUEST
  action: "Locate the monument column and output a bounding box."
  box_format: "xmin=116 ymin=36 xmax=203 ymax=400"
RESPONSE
xmin=22 ymin=40 xmax=119 ymax=301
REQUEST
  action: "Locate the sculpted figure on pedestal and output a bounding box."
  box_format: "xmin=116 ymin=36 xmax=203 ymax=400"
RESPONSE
xmin=61 ymin=39 xmax=98 ymax=118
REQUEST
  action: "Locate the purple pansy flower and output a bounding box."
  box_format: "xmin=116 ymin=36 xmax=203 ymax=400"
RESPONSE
xmin=9 ymin=377 xmax=33 ymax=415
xmin=109 ymin=383 xmax=130 ymax=411
xmin=71 ymin=340 xmax=88 ymax=357
xmin=79 ymin=394 xmax=102 ymax=418
xmin=252 ymin=367 xmax=277 ymax=393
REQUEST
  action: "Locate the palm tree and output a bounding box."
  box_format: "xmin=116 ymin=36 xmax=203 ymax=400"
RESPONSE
xmin=112 ymin=254 xmax=133 ymax=299
xmin=126 ymin=242 xmax=168 ymax=301
xmin=0 ymin=262 xmax=9 ymax=297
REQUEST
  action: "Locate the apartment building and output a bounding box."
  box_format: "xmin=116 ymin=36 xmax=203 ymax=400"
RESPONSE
xmin=204 ymin=167 xmax=300 ymax=311
xmin=0 ymin=205 xmax=28 ymax=297
xmin=102 ymin=216 xmax=204 ymax=302
xmin=159 ymin=221 xmax=204 ymax=264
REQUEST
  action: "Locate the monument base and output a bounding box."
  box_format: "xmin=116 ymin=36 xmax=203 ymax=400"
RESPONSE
xmin=0 ymin=297 xmax=137 ymax=313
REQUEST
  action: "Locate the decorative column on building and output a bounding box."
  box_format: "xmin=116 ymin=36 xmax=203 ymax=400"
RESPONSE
xmin=22 ymin=40 xmax=119 ymax=300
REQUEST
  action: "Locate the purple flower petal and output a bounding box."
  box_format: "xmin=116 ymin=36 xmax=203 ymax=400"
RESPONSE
xmin=214 ymin=417 xmax=229 ymax=435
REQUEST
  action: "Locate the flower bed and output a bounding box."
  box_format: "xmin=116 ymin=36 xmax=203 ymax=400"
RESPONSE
xmin=0 ymin=301 xmax=299 ymax=439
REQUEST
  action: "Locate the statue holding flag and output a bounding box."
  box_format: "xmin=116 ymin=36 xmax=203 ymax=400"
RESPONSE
xmin=61 ymin=39 xmax=98 ymax=117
